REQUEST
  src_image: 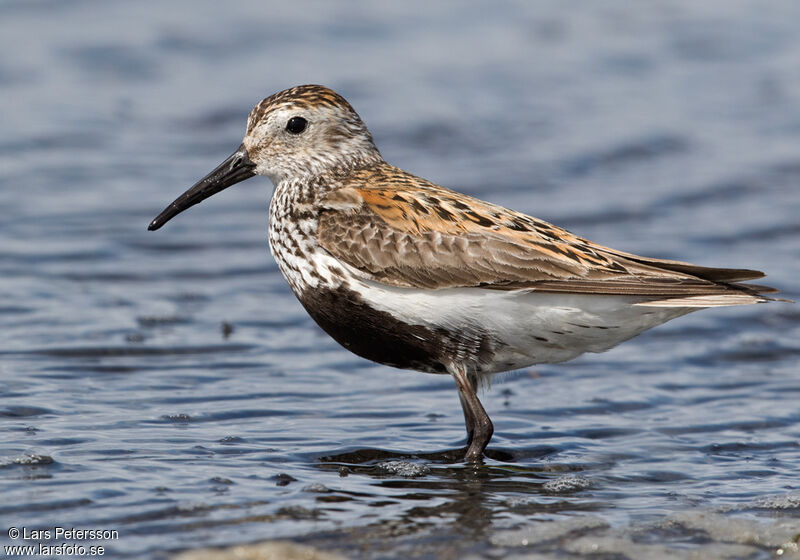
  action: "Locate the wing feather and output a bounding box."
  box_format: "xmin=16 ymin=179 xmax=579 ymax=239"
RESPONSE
xmin=316 ymin=164 xmax=777 ymax=304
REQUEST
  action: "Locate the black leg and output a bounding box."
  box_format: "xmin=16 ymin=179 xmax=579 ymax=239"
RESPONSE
xmin=451 ymin=365 xmax=493 ymax=462
xmin=458 ymin=391 xmax=475 ymax=447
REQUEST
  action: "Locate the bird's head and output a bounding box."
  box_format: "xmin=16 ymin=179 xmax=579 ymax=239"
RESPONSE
xmin=148 ymin=84 xmax=380 ymax=231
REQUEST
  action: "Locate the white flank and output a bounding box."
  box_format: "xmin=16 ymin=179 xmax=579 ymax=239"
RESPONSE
xmin=350 ymin=280 xmax=694 ymax=374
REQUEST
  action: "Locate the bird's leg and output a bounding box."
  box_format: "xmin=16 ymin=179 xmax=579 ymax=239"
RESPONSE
xmin=451 ymin=365 xmax=493 ymax=462
xmin=458 ymin=391 xmax=476 ymax=447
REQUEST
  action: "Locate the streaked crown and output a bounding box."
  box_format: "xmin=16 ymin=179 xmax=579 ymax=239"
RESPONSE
xmin=243 ymin=85 xmax=382 ymax=183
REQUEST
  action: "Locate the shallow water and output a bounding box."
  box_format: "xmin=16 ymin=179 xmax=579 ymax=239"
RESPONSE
xmin=2 ymin=1 xmax=800 ymax=558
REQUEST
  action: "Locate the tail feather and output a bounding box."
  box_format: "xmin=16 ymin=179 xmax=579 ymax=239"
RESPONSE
xmin=597 ymin=247 xmax=785 ymax=306
xmin=605 ymin=249 xmax=766 ymax=283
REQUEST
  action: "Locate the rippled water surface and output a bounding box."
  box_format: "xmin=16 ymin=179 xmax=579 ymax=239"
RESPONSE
xmin=2 ymin=1 xmax=800 ymax=558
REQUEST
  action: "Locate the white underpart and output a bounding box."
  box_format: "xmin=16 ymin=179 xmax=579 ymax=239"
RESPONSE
xmin=349 ymin=278 xmax=694 ymax=374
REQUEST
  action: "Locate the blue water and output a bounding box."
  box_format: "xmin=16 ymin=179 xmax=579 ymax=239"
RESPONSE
xmin=1 ymin=1 xmax=799 ymax=558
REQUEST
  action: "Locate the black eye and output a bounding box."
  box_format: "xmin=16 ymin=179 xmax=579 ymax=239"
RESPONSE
xmin=286 ymin=116 xmax=307 ymax=134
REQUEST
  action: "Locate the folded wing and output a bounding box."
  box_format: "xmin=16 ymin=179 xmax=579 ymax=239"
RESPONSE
xmin=317 ymin=165 xmax=778 ymax=307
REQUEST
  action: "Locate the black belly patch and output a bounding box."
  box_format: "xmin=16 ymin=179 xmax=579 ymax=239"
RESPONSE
xmin=296 ymin=285 xmax=494 ymax=374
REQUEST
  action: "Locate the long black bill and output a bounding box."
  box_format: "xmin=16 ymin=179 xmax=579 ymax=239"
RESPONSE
xmin=148 ymin=143 xmax=256 ymax=231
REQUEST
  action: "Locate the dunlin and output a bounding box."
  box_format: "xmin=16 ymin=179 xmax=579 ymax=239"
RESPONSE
xmin=149 ymin=85 xmax=779 ymax=462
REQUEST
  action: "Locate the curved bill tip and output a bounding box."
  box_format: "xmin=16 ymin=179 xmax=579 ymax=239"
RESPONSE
xmin=148 ymin=144 xmax=256 ymax=231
